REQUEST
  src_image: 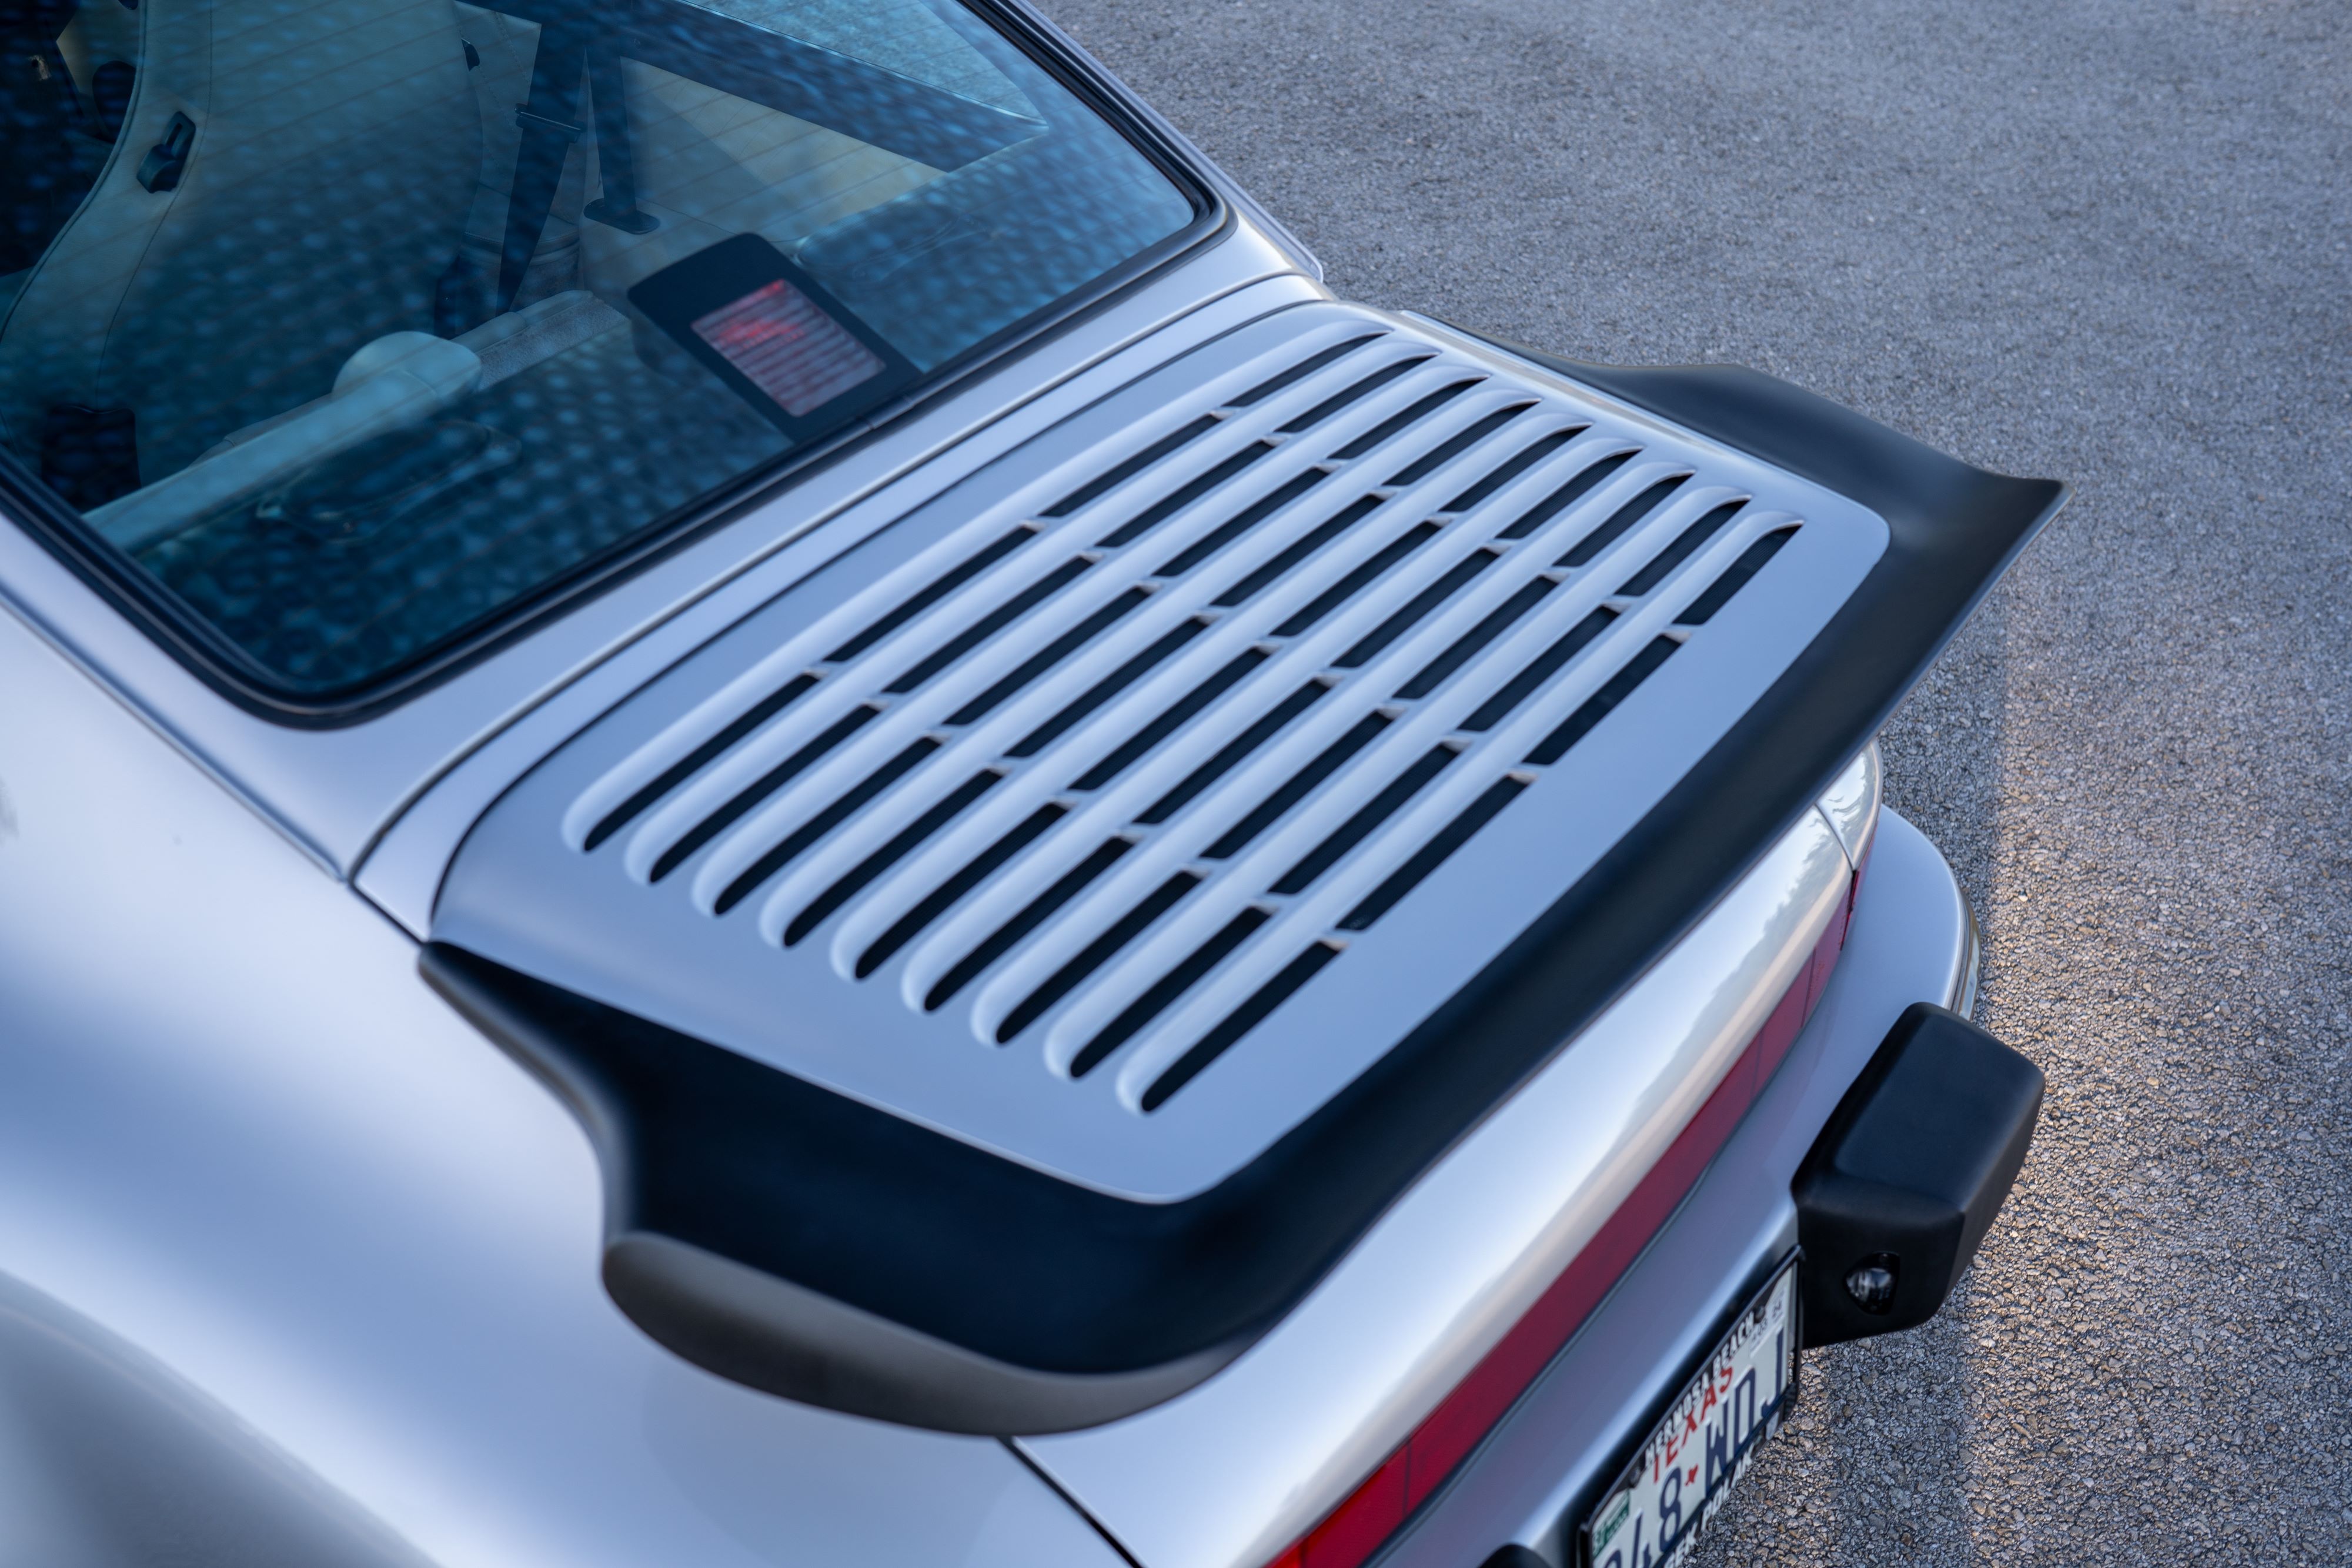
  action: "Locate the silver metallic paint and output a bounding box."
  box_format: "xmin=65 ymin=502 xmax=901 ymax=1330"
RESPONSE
xmin=1377 ymin=807 xmax=1977 ymax=1568
xmin=356 ymin=260 xmax=1325 ymax=934
xmin=0 ymin=1273 xmax=438 ymax=1568
xmin=0 ymin=67 xmax=1954 ymax=1560
xmin=0 ymin=606 xmax=1127 ymax=1568
xmin=428 ymin=303 xmax=1888 ymax=1198
xmin=1018 ymin=754 xmax=1877 ymax=1568
xmin=0 ymin=220 xmax=1311 ymax=881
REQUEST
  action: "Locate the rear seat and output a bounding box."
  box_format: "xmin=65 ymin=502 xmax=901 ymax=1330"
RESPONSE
xmin=89 ymin=292 xmax=632 ymax=550
xmin=9 ymin=0 xmax=1098 ymax=548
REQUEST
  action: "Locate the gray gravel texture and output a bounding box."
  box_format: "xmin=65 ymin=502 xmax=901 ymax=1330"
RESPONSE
xmin=1043 ymin=0 xmax=2352 ymax=1561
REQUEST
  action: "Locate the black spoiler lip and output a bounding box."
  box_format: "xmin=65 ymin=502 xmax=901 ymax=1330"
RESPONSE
xmin=423 ymin=344 xmax=2064 ymax=1434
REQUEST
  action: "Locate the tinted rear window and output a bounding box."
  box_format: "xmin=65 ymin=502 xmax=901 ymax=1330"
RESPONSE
xmin=0 ymin=0 xmax=1199 ymax=697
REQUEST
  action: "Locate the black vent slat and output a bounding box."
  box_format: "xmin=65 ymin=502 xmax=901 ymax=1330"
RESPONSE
xmin=1442 ymin=428 xmax=1585 ymax=514
xmin=1212 ymin=495 xmax=1385 ymax=609
xmin=786 ymin=772 xmax=1003 ymax=947
xmin=1269 ymin=745 xmax=1458 ymax=895
xmin=1393 ymin=579 xmax=1556 ymax=700
xmin=1384 ymin=404 xmax=1534 ymax=487
xmin=1524 ymin=638 xmax=1680 ymax=765
xmin=1334 ymin=549 xmax=1498 ymax=668
xmin=1008 ymin=620 xmax=1205 ymax=759
xmin=1277 ymin=357 xmax=1431 ymax=434
xmin=571 ymin=315 xmax=1834 ymax=1124
xmin=925 ymin=838 xmax=1132 ymax=1011
xmin=650 ymin=703 xmax=880 ymax=882
xmin=824 ymin=528 xmax=1035 ymax=665
xmin=1555 ymin=474 xmax=1689 ymax=568
xmin=886 ymin=559 xmax=1092 ymax=694
xmin=1202 ymin=713 xmax=1390 ymax=860
xmin=1137 ymin=683 xmax=1329 ymax=827
xmin=1329 ymin=380 xmax=1481 ymax=462
xmin=1141 ymin=943 xmax=1341 ymax=1111
xmin=1071 ymin=650 xmax=1267 ymax=793
xmin=1338 ymin=777 xmax=1528 ymax=931
xmin=1228 ymin=335 xmax=1381 ymax=406
xmin=997 ymin=874 xmax=1201 ymax=1043
xmin=1270 ymin=522 xmax=1442 ymax=638
xmin=1676 ymin=527 xmax=1798 ymax=626
xmin=945 ymin=588 xmax=1151 ymax=727
xmin=857 ymin=804 xmax=1066 ymax=978
xmin=1459 ymin=608 xmax=1617 ymax=732
xmin=1068 ymin=908 xmax=1270 ymax=1078
xmin=1494 ymin=451 xmax=1632 ymax=541
xmin=1617 ymin=502 xmax=1746 ymax=597
xmin=713 ymin=739 xmax=939 ymax=914
xmin=1042 ymin=416 xmax=1218 ymax=518
xmin=1151 ymin=470 xmax=1329 ymax=579
xmin=586 ymin=672 xmax=817 ymax=852
xmin=1095 ymin=442 xmax=1278 ymax=550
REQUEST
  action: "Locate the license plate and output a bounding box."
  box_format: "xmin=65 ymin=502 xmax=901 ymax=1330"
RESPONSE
xmin=1580 ymin=1257 xmax=1800 ymax=1568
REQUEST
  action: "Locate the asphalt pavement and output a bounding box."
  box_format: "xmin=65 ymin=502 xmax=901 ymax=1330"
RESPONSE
xmin=1047 ymin=0 xmax=2352 ymax=1559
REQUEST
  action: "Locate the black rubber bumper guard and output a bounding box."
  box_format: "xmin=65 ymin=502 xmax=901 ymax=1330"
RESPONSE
xmin=1481 ymin=1002 xmax=2042 ymax=1568
xmin=1794 ymin=1002 xmax=2043 ymax=1348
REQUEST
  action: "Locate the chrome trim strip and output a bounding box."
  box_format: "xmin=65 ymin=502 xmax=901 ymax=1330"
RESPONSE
xmin=1950 ymin=878 xmax=1984 ymax=1019
xmin=1814 ymin=738 xmax=1880 ymax=870
xmin=984 ymin=0 xmax=1321 ymax=283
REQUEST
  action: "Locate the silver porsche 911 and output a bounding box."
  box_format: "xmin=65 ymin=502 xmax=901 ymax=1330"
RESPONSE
xmin=0 ymin=0 xmax=2062 ymax=1562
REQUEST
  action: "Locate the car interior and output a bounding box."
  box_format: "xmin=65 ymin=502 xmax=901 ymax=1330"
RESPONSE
xmin=0 ymin=0 xmax=1193 ymax=690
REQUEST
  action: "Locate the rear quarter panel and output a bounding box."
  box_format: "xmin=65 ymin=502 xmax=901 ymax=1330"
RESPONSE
xmin=0 ymin=601 xmax=1122 ymax=1568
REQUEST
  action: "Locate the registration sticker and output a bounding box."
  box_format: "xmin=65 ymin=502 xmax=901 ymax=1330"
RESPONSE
xmin=1582 ymin=1258 xmax=1800 ymax=1568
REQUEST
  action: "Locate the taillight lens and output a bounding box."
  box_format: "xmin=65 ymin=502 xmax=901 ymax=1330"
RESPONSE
xmin=1264 ymin=862 xmax=1863 ymax=1568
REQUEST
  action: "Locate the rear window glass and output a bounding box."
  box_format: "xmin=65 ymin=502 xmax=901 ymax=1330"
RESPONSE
xmin=0 ymin=0 xmax=1199 ymax=697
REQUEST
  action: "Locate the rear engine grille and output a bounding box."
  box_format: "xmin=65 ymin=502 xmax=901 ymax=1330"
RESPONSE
xmin=569 ymin=319 xmax=1810 ymax=1114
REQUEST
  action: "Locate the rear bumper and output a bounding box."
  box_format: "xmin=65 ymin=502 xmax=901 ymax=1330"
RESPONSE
xmin=1378 ymin=806 xmax=1980 ymax=1568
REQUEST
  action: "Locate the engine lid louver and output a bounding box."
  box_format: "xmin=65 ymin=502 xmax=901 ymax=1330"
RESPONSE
xmin=433 ymin=302 xmax=1889 ymax=1201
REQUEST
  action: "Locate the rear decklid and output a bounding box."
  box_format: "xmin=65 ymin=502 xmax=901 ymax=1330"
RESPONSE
xmin=423 ymin=297 xmax=2059 ymax=1432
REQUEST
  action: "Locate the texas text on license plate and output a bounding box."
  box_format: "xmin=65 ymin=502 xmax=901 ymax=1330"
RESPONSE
xmin=1581 ymin=1257 xmax=1800 ymax=1568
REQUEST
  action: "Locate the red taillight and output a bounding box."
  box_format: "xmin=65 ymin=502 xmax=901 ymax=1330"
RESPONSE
xmin=1265 ymin=864 xmax=1863 ymax=1568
